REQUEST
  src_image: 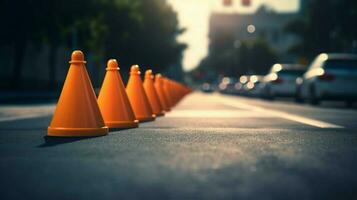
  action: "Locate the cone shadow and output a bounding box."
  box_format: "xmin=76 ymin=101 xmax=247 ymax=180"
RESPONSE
xmin=109 ymin=127 xmax=138 ymax=132
xmin=37 ymin=135 xmax=102 ymax=148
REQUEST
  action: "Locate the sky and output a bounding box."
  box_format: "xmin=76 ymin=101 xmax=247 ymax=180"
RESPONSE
xmin=167 ymin=0 xmax=300 ymax=71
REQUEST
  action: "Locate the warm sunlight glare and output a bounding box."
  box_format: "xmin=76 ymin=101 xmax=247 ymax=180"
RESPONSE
xmin=167 ymin=0 xmax=299 ymax=71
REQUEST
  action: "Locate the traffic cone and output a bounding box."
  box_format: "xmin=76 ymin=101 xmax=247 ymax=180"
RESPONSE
xmin=167 ymin=79 xmax=180 ymax=105
xmin=162 ymin=77 xmax=174 ymax=108
xmin=172 ymin=80 xmax=187 ymax=102
xmin=154 ymin=74 xmax=170 ymax=112
xmin=126 ymin=65 xmax=156 ymax=122
xmin=98 ymin=59 xmax=139 ymax=129
xmin=169 ymin=80 xmax=180 ymax=104
xmin=143 ymin=70 xmax=165 ymax=116
xmin=47 ymin=50 xmax=108 ymax=137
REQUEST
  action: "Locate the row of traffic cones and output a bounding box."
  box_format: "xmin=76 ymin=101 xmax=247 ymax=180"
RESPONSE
xmin=47 ymin=50 xmax=191 ymax=137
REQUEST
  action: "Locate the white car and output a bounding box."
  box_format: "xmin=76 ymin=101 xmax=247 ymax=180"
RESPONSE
xmin=262 ymin=64 xmax=306 ymax=99
xmin=297 ymin=53 xmax=357 ymax=105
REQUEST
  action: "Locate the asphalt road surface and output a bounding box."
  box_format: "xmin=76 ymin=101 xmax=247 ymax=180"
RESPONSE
xmin=1 ymin=92 xmax=357 ymax=200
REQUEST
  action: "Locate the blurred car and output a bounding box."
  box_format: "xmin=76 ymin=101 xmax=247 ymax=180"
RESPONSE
xmin=237 ymin=75 xmax=249 ymax=95
xmin=218 ymin=77 xmax=239 ymax=94
xmin=262 ymin=63 xmax=306 ymax=99
xmin=297 ymin=53 xmax=357 ymax=105
xmin=200 ymin=82 xmax=215 ymax=93
xmin=242 ymin=75 xmax=264 ymax=97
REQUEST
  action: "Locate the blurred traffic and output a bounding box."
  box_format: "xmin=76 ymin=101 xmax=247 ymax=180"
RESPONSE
xmin=177 ymin=0 xmax=357 ymax=108
xmin=197 ymin=52 xmax=357 ymax=107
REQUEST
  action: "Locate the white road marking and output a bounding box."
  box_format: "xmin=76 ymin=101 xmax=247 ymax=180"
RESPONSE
xmin=0 ymin=105 xmax=54 ymax=122
xmin=0 ymin=93 xmax=345 ymax=129
xmin=0 ymin=113 xmax=51 ymax=122
xmin=218 ymin=96 xmax=344 ymax=129
xmin=165 ymin=110 xmax=272 ymax=118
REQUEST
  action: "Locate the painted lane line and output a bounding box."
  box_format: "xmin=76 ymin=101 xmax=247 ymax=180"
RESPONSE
xmin=0 ymin=113 xmax=50 ymax=122
xmin=165 ymin=110 xmax=273 ymax=118
xmin=219 ymin=96 xmax=344 ymax=129
xmin=0 ymin=105 xmax=54 ymax=122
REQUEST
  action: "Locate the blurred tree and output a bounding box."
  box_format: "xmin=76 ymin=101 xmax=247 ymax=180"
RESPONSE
xmin=0 ymin=0 xmax=41 ymax=88
xmin=36 ymin=0 xmax=108 ymax=89
xmin=285 ymin=0 xmax=357 ymax=60
xmin=102 ymin=0 xmax=186 ymax=74
xmin=0 ymin=0 xmax=185 ymax=90
xmin=0 ymin=0 xmax=105 ymax=89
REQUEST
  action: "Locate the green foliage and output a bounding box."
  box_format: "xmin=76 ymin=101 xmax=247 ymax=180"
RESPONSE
xmin=102 ymin=0 xmax=186 ymax=72
xmin=285 ymin=0 xmax=357 ymax=59
xmin=0 ymin=0 xmax=185 ymax=89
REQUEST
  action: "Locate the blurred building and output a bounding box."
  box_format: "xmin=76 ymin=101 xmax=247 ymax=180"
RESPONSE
xmin=209 ymin=0 xmax=306 ymax=62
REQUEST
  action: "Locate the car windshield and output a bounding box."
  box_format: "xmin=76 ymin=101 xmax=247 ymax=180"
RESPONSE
xmin=324 ymin=59 xmax=357 ymax=70
xmin=278 ymin=70 xmax=305 ymax=76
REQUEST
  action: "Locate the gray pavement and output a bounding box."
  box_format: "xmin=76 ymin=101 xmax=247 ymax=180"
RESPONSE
xmin=1 ymin=92 xmax=357 ymax=200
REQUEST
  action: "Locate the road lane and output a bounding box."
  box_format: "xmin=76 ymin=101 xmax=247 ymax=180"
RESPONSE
xmin=0 ymin=104 xmax=53 ymax=122
xmin=216 ymin=93 xmax=357 ymax=129
xmin=216 ymin=95 xmax=344 ymax=128
xmin=1 ymin=92 xmax=357 ymax=199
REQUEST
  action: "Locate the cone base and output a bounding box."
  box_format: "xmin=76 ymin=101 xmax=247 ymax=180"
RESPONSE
xmin=105 ymin=120 xmax=139 ymax=129
xmin=155 ymin=112 xmax=165 ymax=117
xmin=137 ymin=115 xmax=156 ymax=122
xmin=47 ymin=126 xmax=108 ymax=137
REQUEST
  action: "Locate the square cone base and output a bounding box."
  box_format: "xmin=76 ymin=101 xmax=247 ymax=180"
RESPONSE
xmin=47 ymin=127 xmax=108 ymax=137
xmin=105 ymin=120 xmax=139 ymax=129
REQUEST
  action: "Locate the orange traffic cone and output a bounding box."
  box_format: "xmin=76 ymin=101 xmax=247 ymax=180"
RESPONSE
xmin=171 ymin=80 xmax=187 ymax=103
xmin=126 ymin=65 xmax=156 ymax=122
xmin=167 ymin=78 xmax=179 ymax=105
xmin=143 ymin=70 xmax=165 ymax=116
xmin=154 ymin=74 xmax=170 ymax=112
xmin=168 ymin=79 xmax=179 ymax=105
xmin=98 ymin=59 xmax=139 ymax=129
xmin=162 ymin=77 xmax=174 ymax=108
xmin=47 ymin=50 xmax=108 ymax=137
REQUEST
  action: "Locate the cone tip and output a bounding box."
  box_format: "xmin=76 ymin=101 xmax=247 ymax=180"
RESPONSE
xmin=71 ymin=50 xmax=84 ymax=61
xmin=130 ymin=65 xmax=141 ymax=75
xmin=145 ymin=69 xmax=153 ymax=79
xmin=131 ymin=65 xmax=139 ymax=70
xmin=155 ymin=73 xmax=162 ymax=81
xmin=107 ymin=59 xmax=119 ymax=70
xmin=145 ymin=69 xmax=152 ymax=75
